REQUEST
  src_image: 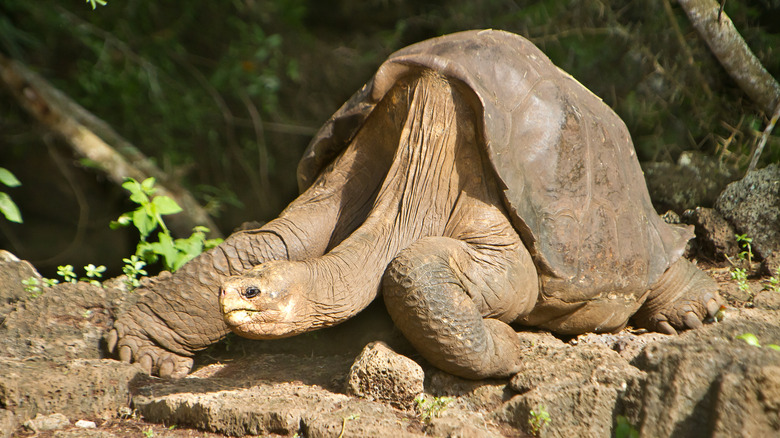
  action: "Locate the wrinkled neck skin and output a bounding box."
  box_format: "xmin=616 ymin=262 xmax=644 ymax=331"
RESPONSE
xmin=222 ymin=72 xmax=475 ymax=338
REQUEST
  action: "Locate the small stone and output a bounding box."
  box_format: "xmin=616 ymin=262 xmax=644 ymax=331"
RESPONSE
xmin=75 ymin=419 xmax=97 ymax=428
xmin=24 ymin=413 xmax=70 ymax=431
xmin=345 ymin=341 xmax=424 ymax=410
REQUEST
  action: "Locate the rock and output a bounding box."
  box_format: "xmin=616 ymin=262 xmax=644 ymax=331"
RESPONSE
xmin=681 ymin=207 xmax=739 ymax=261
xmin=0 ymin=250 xmax=40 ymax=321
xmin=715 ymin=163 xmax=780 ymax=261
xmin=753 ymin=289 xmax=780 ymax=310
xmin=620 ymin=318 xmax=780 ymax=437
xmin=0 ymin=358 xmax=145 ymax=428
xmin=0 ymin=409 xmax=16 ymax=438
xmin=500 ymin=344 xmax=643 ymax=437
xmin=75 ymin=419 xmax=97 ymax=428
xmin=642 ymin=151 xmax=739 ymax=213
xmin=0 ymin=281 xmax=122 ymax=360
xmin=425 ymin=409 xmax=504 ymax=438
xmin=345 ymin=341 xmax=424 ymax=410
xmin=23 ymin=413 xmax=70 ymax=431
xmin=134 ymin=379 xmax=426 ymax=437
xmin=763 ymin=250 xmax=780 ymax=277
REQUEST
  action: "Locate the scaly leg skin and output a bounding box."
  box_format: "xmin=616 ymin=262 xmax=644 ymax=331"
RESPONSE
xmin=108 ymin=126 xmax=393 ymax=378
xmin=382 ymin=235 xmax=538 ymax=380
xmin=382 ymin=159 xmax=539 ymax=380
xmin=631 ymin=258 xmax=724 ymax=335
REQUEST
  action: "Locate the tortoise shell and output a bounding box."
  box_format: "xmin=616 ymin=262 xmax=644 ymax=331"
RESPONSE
xmin=297 ymin=29 xmax=691 ymax=301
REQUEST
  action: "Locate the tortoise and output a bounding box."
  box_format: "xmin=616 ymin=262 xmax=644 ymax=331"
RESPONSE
xmin=108 ymin=29 xmax=722 ymax=379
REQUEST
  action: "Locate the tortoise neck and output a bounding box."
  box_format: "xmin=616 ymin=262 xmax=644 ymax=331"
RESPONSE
xmin=302 ymin=73 xmax=472 ymax=326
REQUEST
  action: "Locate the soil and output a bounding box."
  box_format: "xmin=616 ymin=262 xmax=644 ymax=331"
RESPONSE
xmin=1 ymin=251 xmax=779 ymax=438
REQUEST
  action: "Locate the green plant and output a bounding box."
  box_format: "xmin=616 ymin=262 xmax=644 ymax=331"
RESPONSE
xmin=615 ymin=415 xmax=639 ymax=438
xmin=529 ymin=405 xmax=551 ymax=436
xmin=142 ymin=428 xmax=154 ymax=438
xmin=0 ymin=167 xmax=22 ymax=223
xmin=22 ymin=277 xmax=42 ymax=297
xmin=764 ymin=267 xmax=780 ymax=293
xmin=121 ymin=255 xmax=148 ymax=289
xmin=735 ymin=233 xmax=754 ymax=264
xmin=730 ymin=267 xmax=751 ymax=294
xmin=85 ymin=0 xmax=107 ymax=9
xmin=736 ymin=333 xmax=780 ymax=351
xmin=56 ymin=264 xmax=107 ymax=286
xmin=729 ymin=233 xmax=756 ymax=294
xmin=337 ymin=414 xmax=359 ymax=438
xmin=414 ymin=395 xmax=454 ymax=423
xmin=112 ymin=177 xmax=222 ymax=272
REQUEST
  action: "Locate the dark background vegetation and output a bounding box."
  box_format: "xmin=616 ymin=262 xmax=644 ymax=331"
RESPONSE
xmin=0 ymin=0 xmax=778 ymax=277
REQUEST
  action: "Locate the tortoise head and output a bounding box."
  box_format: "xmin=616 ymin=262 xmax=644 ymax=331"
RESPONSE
xmin=219 ymin=260 xmax=312 ymax=339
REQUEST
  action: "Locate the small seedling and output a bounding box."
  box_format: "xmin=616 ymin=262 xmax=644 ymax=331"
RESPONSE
xmin=54 ymin=264 xmax=107 ymax=286
xmin=735 ymin=233 xmax=753 ymax=265
xmin=415 ymin=394 xmax=454 ymax=423
xmin=736 ymin=333 xmax=780 ymax=351
xmin=763 ymin=267 xmax=780 ymax=293
xmin=615 ymin=415 xmax=639 ymax=438
xmin=121 ymin=255 xmax=148 ymax=289
xmin=337 ymin=414 xmax=359 ymax=438
xmin=57 ymin=265 xmax=78 ymax=283
xmin=730 ymin=267 xmax=751 ymax=294
xmin=729 ymin=234 xmax=756 ymax=295
xmin=22 ymin=277 xmax=42 ymax=297
xmin=528 ymin=405 xmax=551 ymax=436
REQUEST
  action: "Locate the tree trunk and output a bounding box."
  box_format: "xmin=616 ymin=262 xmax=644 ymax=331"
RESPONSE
xmin=0 ymin=54 xmax=222 ymax=238
xmin=676 ymin=0 xmax=780 ymax=115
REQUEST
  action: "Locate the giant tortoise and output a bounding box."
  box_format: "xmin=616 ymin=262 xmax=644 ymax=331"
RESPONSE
xmin=108 ymin=30 xmax=722 ymax=379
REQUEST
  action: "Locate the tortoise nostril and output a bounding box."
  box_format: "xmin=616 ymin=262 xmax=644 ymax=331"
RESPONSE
xmin=244 ymin=286 xmax=261 ymax=299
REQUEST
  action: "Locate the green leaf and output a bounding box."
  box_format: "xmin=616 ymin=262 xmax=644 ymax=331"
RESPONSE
xmin=132 ymin=208 xmax=157 ymax=238
xmin=141 ymin=177 xmax=157 ymax=194
xmin=736 ymin=333 xmax=761 ymax=347
xmin=129 ymin=190 xmax=150 ymax=205
xmin=149 ymin=232 xmax=181 ymax=271
xmin=110 ymin=213 xmax=132 ymax=229
xmin=152 ymin=196 xmax=183 ymax=216
xmin=122 ymin=178 xmax=140 ymax=192
xmin=767 ymin=344 xmax=780 ymax=352
xmin=0 ymin=168 xmax=21 ymax=187
xmin=0 ymin=192 xmax=22 ymax=223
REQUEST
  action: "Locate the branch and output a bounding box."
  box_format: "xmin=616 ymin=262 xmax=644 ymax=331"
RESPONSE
xmin=0 ymin=53 xmax=223 ymax=238
xmin=676 ymin=0 xmax=780 ymax=115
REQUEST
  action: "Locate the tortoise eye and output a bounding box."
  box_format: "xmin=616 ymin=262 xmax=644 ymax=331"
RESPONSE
xmin=244 ymin=286 xmax=261 ymax=299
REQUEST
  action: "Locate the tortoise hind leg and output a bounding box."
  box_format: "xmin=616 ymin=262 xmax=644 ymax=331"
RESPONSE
xmin=632 ymin=258 xmax=724 ymax=335
xmin=382 ymin=236 xmax=538 ymax=379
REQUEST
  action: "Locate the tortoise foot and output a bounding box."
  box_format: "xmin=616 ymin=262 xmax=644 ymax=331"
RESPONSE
xmin=107 ymin=323 xmax=194 ymax=378
xmin=632 ymin=258 xmax=723 ymax=335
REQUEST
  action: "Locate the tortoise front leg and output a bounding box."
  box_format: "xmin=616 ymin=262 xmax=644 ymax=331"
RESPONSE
xmin=382 ymin=236 xmax=538 ymax=379
xmin=107 ymin=128 xmax=394 ymax=378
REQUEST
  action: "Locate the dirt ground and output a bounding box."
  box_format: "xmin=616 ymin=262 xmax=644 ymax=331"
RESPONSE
xmin=1 ymin=252 xmax=779 ymax=438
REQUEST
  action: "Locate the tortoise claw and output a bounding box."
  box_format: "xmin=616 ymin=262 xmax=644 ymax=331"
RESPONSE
xmin=106 ymin=329 xmax=118 ymax=353
xmin=119 ymin=345 xmax=133 ymax=363
xmin=683 ymin=311 xmax=703 ymax=329
xmin=657 ymin=320 xmax=677 ymax=335
xmin=138 ymin=355 xmax=153 ymax=374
